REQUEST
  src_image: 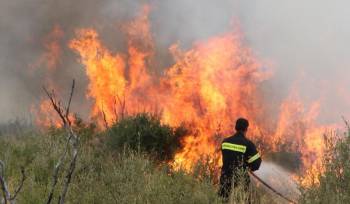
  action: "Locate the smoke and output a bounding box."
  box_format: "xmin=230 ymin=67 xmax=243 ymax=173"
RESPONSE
xmin=234 ymin=0 xmax=350 ymax=124
xmin=0 ymin=0 xmax=349 ymax=123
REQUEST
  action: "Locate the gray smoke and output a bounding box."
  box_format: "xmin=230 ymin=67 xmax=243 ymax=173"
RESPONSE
xmin=234 ymin=0 xmax=350 ymax=124
xmin=0 ymin=0 xmax=349 ymax=123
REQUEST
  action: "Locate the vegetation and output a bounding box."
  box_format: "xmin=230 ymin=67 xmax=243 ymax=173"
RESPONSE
xmin=300 ymin=127 xmax=350 ymax=203
xmin=106 ymin=113 xmax=187 ymax=161
xmin=0 ymin=125 xmax=220 ymax=204
xmin=0 ymin=114 xmax=280 ymax=204
xmin=9 ymin=114 xmax=350 ymax=203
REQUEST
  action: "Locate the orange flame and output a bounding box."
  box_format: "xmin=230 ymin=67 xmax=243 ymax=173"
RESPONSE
xmin=31 ymin=99 xmax=62 ymax=127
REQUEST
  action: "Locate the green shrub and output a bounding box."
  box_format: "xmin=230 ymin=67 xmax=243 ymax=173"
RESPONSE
xmin=300 ymin=128 xmax=350 ymax=203
xmin=106 ymin=113 xmax=187 ymax=161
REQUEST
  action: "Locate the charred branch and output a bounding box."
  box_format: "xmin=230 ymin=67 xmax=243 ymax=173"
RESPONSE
xmin=45 ymin=135 xmax=72 ymax=204
xmin=0 ymin=161 xmax=10 ymax=204
xmin=101 ymin=109 xmax=109 ymax=130
xmin=342 ymin=116 xmax=350 ymax=131
xmin=9 ymin=167 xmax=26 ymax=201
xmin=116 ymin=94 xmax=126 ymax=120
xmin=44 ymin=80 xmax=79 ymax=204
xmin=0 ymin=161 xmax=26 ymax=204
xmin=58 ymin=140 xmax=78 ymax=204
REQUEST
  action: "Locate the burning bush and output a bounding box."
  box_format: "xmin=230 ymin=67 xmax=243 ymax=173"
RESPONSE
xmin=106 ymin=113 xmax=188 ymax=161
xmin=300 ymin=127 xmax=350 ymax=203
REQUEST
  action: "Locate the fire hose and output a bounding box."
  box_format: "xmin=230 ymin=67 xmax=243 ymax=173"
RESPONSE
xmin=249 ymin=171 xmax=297 ymax=204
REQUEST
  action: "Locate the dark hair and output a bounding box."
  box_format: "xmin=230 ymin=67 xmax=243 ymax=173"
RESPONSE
xmin=235 ymin=118 xmax=249 ymax=132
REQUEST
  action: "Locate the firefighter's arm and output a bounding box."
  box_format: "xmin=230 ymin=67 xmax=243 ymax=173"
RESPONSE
xmin=246 ymin=142 xmax=262 ymax=171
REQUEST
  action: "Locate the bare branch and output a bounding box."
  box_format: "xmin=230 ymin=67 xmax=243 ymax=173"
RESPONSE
xmin=0 ymin=161 xmax=4 ymax=178
xmin=0 ymin=160 xmax=10 ymax=204
xmin=46 ymin=135 xmax=72 ymax=204
xmin=43 ymin=87 xmax=67 ymax=126
xmin=101 ymin=106 xmax=109 ymax=130
xmin=113 ymin=97 xmax=118 ymax=123
xmin=0 ymin=177 xmax=8 ymax=204
xmin=10 ymin=167 xmax=26 ymax=201
xmin=44 ymin=79 xmax=79 ymax=204
xmin=116 ymin=94 xmax=126 ymax=120
xmin=59 ymin=131 xmax=78 ymax=204
xmin=342 ymin=116 xmax=350 ymax=131
xmin=0 ymin=161 xmax=26 ymax=204
xmin=65 ymin=80 xmax=75 ymax=125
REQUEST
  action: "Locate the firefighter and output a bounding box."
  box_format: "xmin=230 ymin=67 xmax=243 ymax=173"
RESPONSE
xmin=218 ymin=118 xmax=262 ymax=201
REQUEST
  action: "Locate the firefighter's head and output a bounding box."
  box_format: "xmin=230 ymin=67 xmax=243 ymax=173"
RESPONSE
xmin=235 ymin=118 xmax=249 ymax=134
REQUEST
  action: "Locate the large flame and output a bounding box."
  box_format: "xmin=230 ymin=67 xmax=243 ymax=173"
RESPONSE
xmin=69 ymin=7 xmax=271 ymax=168
xmin=35 ymin=6 xmax=336 ymax=186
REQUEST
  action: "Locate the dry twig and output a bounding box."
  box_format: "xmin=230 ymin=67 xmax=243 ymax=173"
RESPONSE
xmin=9 ymin=167 xmax=26 ymax=201
xmin=342 ymin=116 xmax=350 ymax=131
xmin=44 ymin=80 xmax=79 ymax=204
xmin=0 ymin=161 xmax=26 ymax=204
xmin=116 ymin=94 xmax=126 ymax=120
